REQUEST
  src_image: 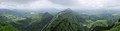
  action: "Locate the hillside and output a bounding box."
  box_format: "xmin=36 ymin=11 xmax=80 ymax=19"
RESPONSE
xmin=0 ymin=22 xmax=19 ymax=31
xmin=27 ymin=12 xmax=53 ymax=31
xmin=42 ymin=9 xmax=84 ymax=31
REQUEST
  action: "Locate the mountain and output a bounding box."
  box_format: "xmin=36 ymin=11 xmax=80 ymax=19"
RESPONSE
xmin=0 ymin=22 xmax=19 ymax=31
xmin=0 ymin=9 xmax=14 ymax=13
xmin=42 ymin=8 xmax=84 ymax=31
xmin=0 ymin=14 xmax=26 ymax=22
xmin=0 ymin=9 xmax=19 ymax=15
xmin=107 ymin=19 xmax=120 ymax=31
xmin=0 ymin=14 xmax=29 ymax=31
xmin=0 ymin=11 xmax=53 ymax=31
xmin=27 ymin=12 xmax=53 ymax=31
xmin=0 ymin=9 xmax=36 ymax=16
xmin=1 ymin=8 xmax=120 ymax=31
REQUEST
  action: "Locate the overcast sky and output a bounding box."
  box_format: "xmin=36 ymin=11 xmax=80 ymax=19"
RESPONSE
xmin=0 ymin=0 xmax=120 ymax=9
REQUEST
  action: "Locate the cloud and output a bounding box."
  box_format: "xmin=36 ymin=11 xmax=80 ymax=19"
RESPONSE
xmin=0 ymin=0 xmax=67 ymax=9
xmin=0 ymin=0 xmax=38 ymax=9
xmin=105 ymin=0 xmax=120 ymax=7
xmin=39 ymin=0 xmax=106 ymax=8
xmin=0 ymin=0 xmax=120 ymax=9
xmin=49 ymin=0 xmax=120 ymax=8
xmin=27 ymin=0 xmax=65 ymax=8
xmin=49 ymin=0 xmax=77 ymax=6
xmin=0 ymin=0 xmax=38 ymax=4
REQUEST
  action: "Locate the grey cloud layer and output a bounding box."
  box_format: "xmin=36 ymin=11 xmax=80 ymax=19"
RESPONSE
xmin=49 ymin=0 xmax=77 ymax=6
xmin=0 ymin=0 xmax=120 ymax=9
xmin=0 ymin=0 xmax=38 ymax=4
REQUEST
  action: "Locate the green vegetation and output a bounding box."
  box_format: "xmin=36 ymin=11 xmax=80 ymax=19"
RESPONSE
xmin=0 ymin=9 xmax=120 ymax=31
xmin=0 ymin=22 xmax=19 ymax=31
xmin=27 ymin=12 xmax=53 ymax=31
xmin=42 ymin=9 xmax=82 ymax=31
xmin=108 ymin=22 xmax=120 ymax=31
xmin=107 ymin=20 xmax=120 ymax=31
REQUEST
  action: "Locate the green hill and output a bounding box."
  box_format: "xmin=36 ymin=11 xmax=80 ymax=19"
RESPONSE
xmin=42 ymin=8 xmax=84 ymax=31
xmin=27 ymin=12 xmax=53 ymax=31
xmin=0 ymin=22 xmax=19 ymax=31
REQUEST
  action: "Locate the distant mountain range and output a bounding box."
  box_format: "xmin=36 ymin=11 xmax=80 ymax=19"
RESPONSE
xmin=0 ymin=8 xmax=120 ymax=31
